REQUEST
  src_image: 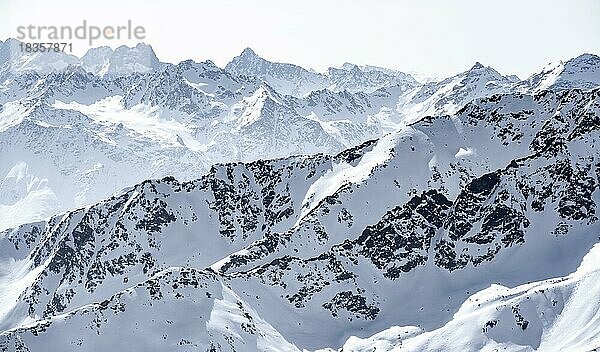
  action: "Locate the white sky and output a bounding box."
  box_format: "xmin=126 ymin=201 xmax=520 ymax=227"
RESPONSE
xmin=1 ymin=0 xmax=599 ymax=78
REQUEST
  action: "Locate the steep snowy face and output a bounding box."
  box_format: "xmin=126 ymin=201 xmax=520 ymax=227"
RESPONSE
xmin=526 ymin=54 xmax=600 ymax=92
xmin=1 ymin=88 xmax=599 ymax=351
xmin=225 ymin=48 xmax=329 ymax=97
xmin=0 ymin=162 xmax=59 ymax=232
xmin=398 ymin=62 xmax=520 ymax=123
xmin=80 ymin=46 xmax=114 ymax=76
xmin=208 ymin=85 xmax=344 ymax=161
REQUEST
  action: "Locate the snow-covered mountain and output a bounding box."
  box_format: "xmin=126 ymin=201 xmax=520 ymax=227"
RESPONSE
xmin=525 ymin=54 xmax=600 ymax=92
xmin=225 ymin=48 xmax=329 ymax=97
xmin=326 ymin=63 xmax=419 ymax=94
xmin=1 ymin=38 xmax=600 ymax=351
xmin=397 ymin=62 xmax=520 ymax=123
xmin=0 ymin=42 xmax=367 ymax=230
xmin=1 ymin=39 xmax=599 ymax=235
xmin=224 ymin=48 xmax=420 ymax=97
xmin=0 ymin=39 xmax=79 ymax=76
xmin=1 ymin=86 xmax=600 ymax=351
xmin=81 ymin=43 xmax=161 ymax=77
xmin=0 ymin=39 xmax=162 ymax=79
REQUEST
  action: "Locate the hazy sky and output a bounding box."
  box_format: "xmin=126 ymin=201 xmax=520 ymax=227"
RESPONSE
xmin=1 ymin=0 xmax=599 ymax=78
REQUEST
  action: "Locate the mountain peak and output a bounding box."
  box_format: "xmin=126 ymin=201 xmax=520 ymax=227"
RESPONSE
xmin=93 ymin=43 xmax=160 ymax=76
xmin=470 ymin=62 xmax=485 ymax=70
xmin=114 ymin=42 xmax=157 ymax=56
xmin=569 ymin=53 xmax=600 ymax=62
xmin=135 ymin=42 xmax=153 ymax=50
xmin=564 ymin=53 xmax=600 ymax=70
xmin=80 ymin=44 xmax=160 ymax=76
xmin=463 ymin=61 xmax=506 ymax=80
xmin=225 ymin=47 xmax=263 ymax=73
xmin=340 ymin=62 xmax=361 ymax=72
xmin=240 ymin=47 xmax=258 ymax=58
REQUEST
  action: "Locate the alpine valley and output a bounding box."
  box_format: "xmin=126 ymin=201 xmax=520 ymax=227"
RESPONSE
xmin=1 ymin=38 xmax=600 ymax=351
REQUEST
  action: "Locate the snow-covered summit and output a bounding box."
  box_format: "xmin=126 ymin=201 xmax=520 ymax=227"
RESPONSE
xmin=526 ymin=53 xmax=600 ymax=92
xmin=326 ymin=62 xmax=419 ymax=94
xmin=396 ymin=61 xmax=519 ymax=122
xmin=81 ymin=43 xmax=161 ymax=77
xmin=225 ymin=47 xmax=329 ymax=97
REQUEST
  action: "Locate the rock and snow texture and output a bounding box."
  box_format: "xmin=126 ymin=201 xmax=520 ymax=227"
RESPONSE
xmin=326 ymin=63 xmax=420 ymax=94
xmin=1 ymin=38 xmax=600 ymax=351
xmin=0 ymin=84 xmax=600 ymax=351
xmin=335 ymin=242 xmax=600 ymax=352
xmin=2 ymin=40 xmax=599 ymax=231
xmin=2 ymin=39 xmax=599 ymax=231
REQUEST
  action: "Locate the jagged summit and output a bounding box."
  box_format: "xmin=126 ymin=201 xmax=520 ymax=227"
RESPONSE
xmin=347 ymin=63 xmax=361 ymax=72
xmin=470 ymin=61 xmax=485 ymax=70
xmin=464 ymin=61 xmax=504 ymax=78
xmin=569 ymin=52 xmax=600 ymax=63
xmin=240 ymin=47 xmax=259 ymax=58
xmin=563 ymin=53 xmax=600 ymax=73
xmin=227 ymin=47 xmax=266 ymax=68
xmin=225 ymin=46 xmax=327 ymax=97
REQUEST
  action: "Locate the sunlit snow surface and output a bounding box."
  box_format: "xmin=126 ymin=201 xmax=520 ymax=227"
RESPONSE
xmin=324 ymin=244 xmax=600 ymax=352
xmin=53 ymin=97 xmax=208 ymax=152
